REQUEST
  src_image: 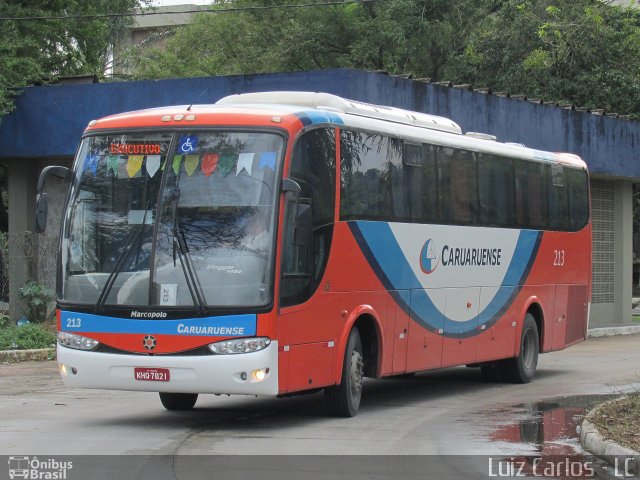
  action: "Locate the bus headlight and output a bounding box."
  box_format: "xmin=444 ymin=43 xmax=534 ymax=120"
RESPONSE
xmin=57 ymin=332 xmax=99 ymax=351
xmin=208 ymin=337 xmax=271 ymax=354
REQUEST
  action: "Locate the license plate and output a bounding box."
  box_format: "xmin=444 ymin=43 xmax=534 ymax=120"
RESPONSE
xmin=134 ymin=367 xmax=170 ymax=382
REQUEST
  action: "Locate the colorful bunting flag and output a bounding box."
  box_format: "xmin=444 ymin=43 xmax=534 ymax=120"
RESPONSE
xmin=106 ymin=155 xmax=119 ymax=176
xmin=118 ymin=158 xmax=128 ymax=178
xmin=218 ymin=154 xmax=236 ymax=175
xmin=146 ymin=155 xmax=161 ymax=177
xmin=236 ymin=153 xmax=255 ymax=176
xmin=172 ymin=155 xmax=182 ymax=176
xmin=127 ymin=155 xmax=144 ymax=178
xmin=258 ymin=152 xmax=277 ymax=171
xmin=85 ymin=153 xmax=99 ymax=176
xmin=202 ymin=154 xmax=219 ymax=176
xmin=184 ymin=155 xmax=200 ymax=176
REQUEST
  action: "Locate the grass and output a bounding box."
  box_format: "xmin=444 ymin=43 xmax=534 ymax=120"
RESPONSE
xmin=590 ymin=392 xmax=640 ymax=453
xmin=0 ymin=323 xmax=56 ymax=350
xmin=633 ymin=315 xmax=640 ymax=323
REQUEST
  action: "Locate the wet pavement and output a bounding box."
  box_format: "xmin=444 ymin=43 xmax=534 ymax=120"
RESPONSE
xmin=481 ymin=394 xmax=620 ymax=456
xmin=1 ymin=334 xmax=639 ymax=477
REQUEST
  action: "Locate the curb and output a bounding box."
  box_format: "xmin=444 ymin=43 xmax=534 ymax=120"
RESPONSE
xmin=588 ymin=326 xmax=640 ymax=337
xmin=581 ymin=402 xmax=640 ymax=479
xmin=0 ymin=348 xmax=55 ymax=363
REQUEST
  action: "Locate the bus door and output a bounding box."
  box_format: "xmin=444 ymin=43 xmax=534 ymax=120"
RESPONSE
xmin=278 ymin=127 xmax=338 ymax=393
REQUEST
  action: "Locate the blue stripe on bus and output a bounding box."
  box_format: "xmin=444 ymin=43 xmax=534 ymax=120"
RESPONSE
xmin=59 ymin=311 xmax=257 ymax=337
xmin=349 ymin=222 xmax=541 ymax=337
xmin=295 ymin=110 xmax=344 ymax=127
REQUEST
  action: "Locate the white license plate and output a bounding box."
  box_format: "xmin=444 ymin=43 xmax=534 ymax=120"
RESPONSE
xmin=134 ymin=367 xmax=170 ymax=382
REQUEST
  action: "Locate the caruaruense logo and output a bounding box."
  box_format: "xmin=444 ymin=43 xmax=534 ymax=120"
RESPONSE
xmin=420 ymin=239 xmax=439 ymax=274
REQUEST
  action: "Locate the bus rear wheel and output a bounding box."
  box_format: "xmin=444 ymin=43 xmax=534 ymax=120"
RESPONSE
xmin=159 ymin=392 xmax=198 ymax=410
xmin=325 ymin=328 xmax=364 ymax=417
xmin=503 ymin=313 xmax=539 ymax=383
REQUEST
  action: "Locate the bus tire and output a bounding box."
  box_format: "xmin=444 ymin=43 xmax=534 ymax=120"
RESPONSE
xmin=324 ymin=328 xmax=364 ymax=417
xmin=159 ymin=392 xmax=198 ymax=411
xmin=503 ymin=313 xmax=539 ymax=383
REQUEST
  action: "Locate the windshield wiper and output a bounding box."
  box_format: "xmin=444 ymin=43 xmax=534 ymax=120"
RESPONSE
xmin=170 ymin=187 xmax=207 ymax=313
xmin=96 ymin=208 xmax=149 ymax=310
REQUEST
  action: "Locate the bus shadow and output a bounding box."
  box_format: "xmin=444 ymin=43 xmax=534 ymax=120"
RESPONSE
xmin=92 ymin=366 xmax=567 ymax=432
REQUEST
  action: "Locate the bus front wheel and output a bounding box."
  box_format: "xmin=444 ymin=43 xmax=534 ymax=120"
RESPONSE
xmin=325 ymin=328 xmax=364 ymax=417
xmin=159 ymin=392 xmax=198 ymax=411
xmin=503 ymin=313 xmax=539 ymax=383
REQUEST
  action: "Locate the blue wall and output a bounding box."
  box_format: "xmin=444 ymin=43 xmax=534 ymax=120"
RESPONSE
xmin=1 ymin=69 xmax=638 ymax=179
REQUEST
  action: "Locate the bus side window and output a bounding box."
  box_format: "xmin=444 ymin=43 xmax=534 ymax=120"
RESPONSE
xmin=478 ymin=153 xmax=515 ymax=227
xmin=549 ymin=164 xmax=570 ymax=230
xmin=340 ymin=132 xmax=399 ymax=221
xmin=281 ymin=128 xmax=336 ymax=307
xmin=437 ymin=147 xmax=478 ymax=225
xmin=515 ymin=160 xmax=549 ymax=229
xmin=405 ymin=143 xmax=437 ymax=223
xmin=566 ymin=167 xmax=589 ymax=231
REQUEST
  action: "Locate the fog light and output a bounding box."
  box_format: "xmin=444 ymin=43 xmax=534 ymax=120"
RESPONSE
xmin=252 ymin=368 xmax=269 ymax=382
xmin=59 ymin=364 xmax=68 ymax=376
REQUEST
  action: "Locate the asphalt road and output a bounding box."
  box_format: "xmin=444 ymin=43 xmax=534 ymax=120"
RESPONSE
xmin=1 ymin=335 xmax=639 ymax=479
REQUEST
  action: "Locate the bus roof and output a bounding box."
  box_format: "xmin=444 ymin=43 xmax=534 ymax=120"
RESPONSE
xmin=85 ymin=91 xmax=587 ymax=170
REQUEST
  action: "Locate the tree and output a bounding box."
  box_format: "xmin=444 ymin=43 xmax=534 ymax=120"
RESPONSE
xmin=127 ymin=0 xmax=640 ymax=118
xmin=0 ymin=0 xmax=143 ymax=116
xmin=127 ymin=0 xmax=486 ymax=81
xmin=455 ymin=0 xmax=640 ymax=116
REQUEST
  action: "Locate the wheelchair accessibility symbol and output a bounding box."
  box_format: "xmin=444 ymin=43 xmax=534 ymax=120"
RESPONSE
xmin=179 ymin=135 xmax=198 ymax=154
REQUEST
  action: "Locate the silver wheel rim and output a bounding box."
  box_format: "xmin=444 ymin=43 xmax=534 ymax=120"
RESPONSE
xmin=350 ymin=350 xmax=364 ymax=403
xmin=523 ymin=329 xmax=536 ymax=370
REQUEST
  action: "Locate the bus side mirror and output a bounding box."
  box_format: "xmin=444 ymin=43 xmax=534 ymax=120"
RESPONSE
xmin=35 ymin=165 xmax=70 ymax=233
xmin=35 ymin=193 xmax=48 ymax=233
xmin=293 ymin=203 xmax=312 ymax=247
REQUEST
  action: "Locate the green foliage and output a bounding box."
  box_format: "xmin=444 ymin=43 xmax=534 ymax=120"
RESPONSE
xmin=127 ymin=0 xmax=640 ymax=118
xmin=0 ymin=313 xmax=10 ymax=329
xmin=455 ymin=0 xmax=640 ymax=117
xmin=127 ymin=0 xmax=486 ymax=81
xmin=0 ymin=324 xmax=56 ymax=350
xmin=18 ymin=281 xmax=55 ymax=324
xmin=0 ymin=0 xmax=144 ymax=116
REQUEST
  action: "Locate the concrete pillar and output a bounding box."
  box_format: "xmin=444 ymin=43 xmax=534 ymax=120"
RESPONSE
xmin=615 ymin=180 xmax=633 ymax=325
xmin=7 ymin=159 xmax=38 ymax=321
xmin=589 ymin=178 xmax=633 ymax=328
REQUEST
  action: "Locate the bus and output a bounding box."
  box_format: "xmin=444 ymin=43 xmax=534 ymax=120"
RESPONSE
xmin=36 ymin=91 xmax=591 ymax=417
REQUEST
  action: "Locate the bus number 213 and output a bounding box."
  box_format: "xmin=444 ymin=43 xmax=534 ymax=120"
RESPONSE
xmin=553 ymin=250 xmax=565 ymax=267
xmin=66 ymin=318 xmax=82 ymax=328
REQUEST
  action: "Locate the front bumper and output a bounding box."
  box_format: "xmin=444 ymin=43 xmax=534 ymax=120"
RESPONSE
xmin=57 ymin=341 xmax=279 ymax=395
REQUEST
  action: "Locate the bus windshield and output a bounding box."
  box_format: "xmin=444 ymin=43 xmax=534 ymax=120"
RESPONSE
xmin=61 ymin=130 xmax=283 ymax=309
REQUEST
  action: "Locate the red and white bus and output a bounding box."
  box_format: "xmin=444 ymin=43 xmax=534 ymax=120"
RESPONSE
xmin=37 ymin=92 xmax=591 ymax=416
